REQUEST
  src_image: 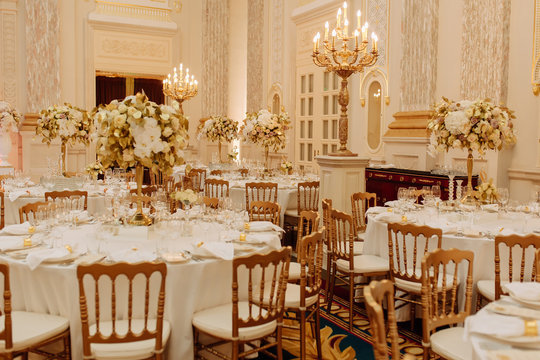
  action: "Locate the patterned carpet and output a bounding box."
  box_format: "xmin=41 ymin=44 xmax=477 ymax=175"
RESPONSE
xmin=277 ymin=293 xmax=424 ymax=360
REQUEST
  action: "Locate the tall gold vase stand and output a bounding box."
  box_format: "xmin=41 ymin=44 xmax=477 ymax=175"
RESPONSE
xmin=461 ymin=148 xmax=476 ymax=206
xmin=129 ymin=165 xmax=152 ymax=226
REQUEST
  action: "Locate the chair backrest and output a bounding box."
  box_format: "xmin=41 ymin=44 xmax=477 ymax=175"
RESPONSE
xmin=0 ymin=263 xmax=13 ymax=349
xmin=364 ymin=280 xmax=399 ymax=360
xmin=19 ymin=201 xmax=48 ymax=224
xmin=202 ymin=196 xmax=219 ymax=209
xmin=187 ymin=168 xmax=206 ymax=192
xmin=421 ymin=248 xmax=474 ymax=336
xmin=204 ymin=178 xmax=230 ymax=198
xmin=129 ymin=194 xmax=154 ymax=213
xmin=149 ymin=170 xmax=164 ymax=187
xmin=245 ymin=182 xmax=278 ymax=210
xmin=298 ymin=231 xmax=324 ymax=305
xmin=44 ymin=190 xmax=88 ymax=210
xmin=297 ymin=181 xmax=320 ymax=214
xmin=0 ymin=192 xmax=4 ymax=230
xmin=77 ymin=262 xmax=167 ymax=359
xmin=387 ymin=222 xmax=442 ymax=285
xmin=494 ymin=233 xmax=540 ymax=299
xmin=329 ymin=209 xmax=355 ymax=265
xmin=297 ymin=210 xmax=319 ymax=252
xmin=129 ymin=186 xmax=157 ymax=196
xmin=238 ymin=168 xmax=248 ymax=177
xmin=232 ymin=247 xmax=290 ymax=336
xmin=162 ymin=176 xmax=176 ymax=194
xmin=209 ymin=169 xmax=222 ymax=176
xmin=321 ymin=198 xmax=332 ymax=250
xmin=351 ymin=192 xmax=376 ymax=233
xmin=249 ymin=201 xmax=280 ymax=225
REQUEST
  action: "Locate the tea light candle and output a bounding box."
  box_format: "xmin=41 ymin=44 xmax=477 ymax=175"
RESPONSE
xmin=23 ymin=238 xmax=32 ymax=247
xmin=65 ymin=245 xmax=73 ymax=253
xmin=401 ymin=215 xmax=407 ymax=222
xmin=244 ymin=223 xmax=250 ymax=231
xmin=28 ymin=226 xmax=35 ymax=234
xmin=239 ymin=233 xmax=246 ymax=242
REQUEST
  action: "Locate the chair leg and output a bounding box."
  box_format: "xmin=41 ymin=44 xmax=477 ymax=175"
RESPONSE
xmin=300 ymin=310 xmax=307 ymax=360
xmin=326 ymin=264 xmax=336 ymax=312
xmin=232 ymin=340 xmax=239 ymax=360
xmin=314 ymin=306 xmax=322 ymax=360
xmin=325 ymin=253 xmax=332 ymax=303
xmin=349 ymin=276 xmax=354 ymax=332
xmin=193 ymin=328 xmax=199 ymax=359
xmin=276 ymin=324 xmax=283 ymax=360
xmin=410 ymin=295 xmax=416 ymax=331
xmin=475 ymin=292 xmax=484 ymax=311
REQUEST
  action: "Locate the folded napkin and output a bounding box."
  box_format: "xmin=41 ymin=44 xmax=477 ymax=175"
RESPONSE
xmin=481 ymin=203 xmax=499 ymax=212
xmin=384 ymin=200 xmax=399 ymax=207
xmin=26 ymin=247 xmax=72 ymax=270
xmin=107 ymin=248 xmax=156 ymax=263
xmin=8 ymin=190 xmax=30 ymax=202
xmin=504 ymin=282 xmax=540 ymax=302
xmin=487 ymin=349 xmax=540 ymax=360
xmin=0 ymin=222 xmax=44 ymax=236
xmin=465 ymin=309 xmax=540 ymax=338
xmin=248 ymin=221 xmax=284 ymax=232
xmin=0 ymin=236 xmax=29 ymax=251
xmin=373 ymin=212 xmax=402 ymax=223
xmin=365 ymin=206 xmax=389 ymax=216
xmin=245 ymin=233 xmax=281 ymax=249
xmin=191 ymin=241 xmax=233 ymax=260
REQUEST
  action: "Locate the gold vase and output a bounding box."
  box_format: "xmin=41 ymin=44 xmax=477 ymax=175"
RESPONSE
xmin=218 ymin=141 xmax=222 ymax=163
xmin=128 ymin=164 xmax=152 ymax=226
xmin=461 ymin=148 xmax=476 ymax=205
xmin=264 ymin=146 xmax=269 ymax=171
xmin=60 ymin=141 xmax=67 ymax=176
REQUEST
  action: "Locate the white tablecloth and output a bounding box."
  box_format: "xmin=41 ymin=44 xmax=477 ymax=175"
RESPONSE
xmin=0 ymin=221 xmax=282 ymax=360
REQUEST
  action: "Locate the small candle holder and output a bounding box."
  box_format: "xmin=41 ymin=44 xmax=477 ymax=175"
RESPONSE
xmin=456 ymin=179 xmax=463 ymax=201
xmin=448 ymin=174 xmax=456 ymax=202
xmin=239 ymin=233 xmax=246 ymax=242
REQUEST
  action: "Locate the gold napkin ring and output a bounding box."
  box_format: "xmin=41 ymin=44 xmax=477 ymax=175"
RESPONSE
xmin=524 ymin=320 xmax=538 ymax=336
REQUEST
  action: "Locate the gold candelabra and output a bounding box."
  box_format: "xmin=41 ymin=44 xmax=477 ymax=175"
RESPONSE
xmin=162 ymin=63 xmax=198 ymax=114
xmin=312 ymin=1 xmax=378 ymax=156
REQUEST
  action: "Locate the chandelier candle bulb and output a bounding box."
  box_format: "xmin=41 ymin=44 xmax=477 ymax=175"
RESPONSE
xmin=332 ymin=29 xmax=336 ymax=49
xmin=343 ymin=1 xmax=347 ymax=19
xmin=344 ymin=18 xmax=349 ymax=37
xmin=354 ymin=29 xmax=359 ymax=49
xmin=337 ymin=8 xmax=341 ymax=29
xmin=371 ymin=33 xmax=378 ymax=52
xmin=357 ymin=10 xmax=361 ymax=29
xmin=324 ymin=21 xmax=329 ymax=41
xmin=362 ymin=22 xmax=368 ymax=41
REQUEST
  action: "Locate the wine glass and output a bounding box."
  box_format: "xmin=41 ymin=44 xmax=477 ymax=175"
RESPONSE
xmin=498 ymin=188 xmax=509 ymax=210
xmin=431 ymin=185 xmax=441 ymax=200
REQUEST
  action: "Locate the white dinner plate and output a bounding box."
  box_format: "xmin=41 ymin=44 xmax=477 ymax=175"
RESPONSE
xmin=489 ymin=334 xmax=540 ymax=349
xmin=162 ymin=252 xmax=191 ymax=264
xmin=509 ymin=292 xmax=540 ymax=310
xmin=42 ymin=252 xmax=80 ymax=264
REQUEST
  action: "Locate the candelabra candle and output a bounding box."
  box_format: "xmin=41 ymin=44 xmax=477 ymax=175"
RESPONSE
xmin=163 ymin=62 xmax=199 ymax=114
xmin=312 ymin=2 xmax=379 ymax=156
xmin=448 ymin=174 xmax=455 ymax=201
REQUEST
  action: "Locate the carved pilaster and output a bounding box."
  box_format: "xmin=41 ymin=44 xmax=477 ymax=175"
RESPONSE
xmin=246 ymin=0 xmax=264 ymax=112
xmin=0 ymin=0 xmax=17 ymax=105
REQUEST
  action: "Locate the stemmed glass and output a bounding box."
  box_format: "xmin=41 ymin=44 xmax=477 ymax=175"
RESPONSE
xmin=498 ymin=188 xmax=509 ymax=211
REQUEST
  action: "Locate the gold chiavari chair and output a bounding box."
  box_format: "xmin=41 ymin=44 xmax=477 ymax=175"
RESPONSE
xmin=327 ymin=209 xmax=389 ymax=330
xmin=149 ymin=170 xmax=164 ymax=187
xmin=193 ymin=247 xmax=291 ymax=360
xmin=476 ymin=233 xmax=540 ymax=310
xmin=421 ymin=248 xmax=474 ymax=360
xmin=128 ymin=194 xmax=155 ymax=214
xmin=0 ymin=192 xmax=4 ymax=230
xmin=288 ymin=210 xmax=319 ymax=283
xmin=187 ymin=168 xmax=207 ymax=192
xmin=45 ymin=190 xmax=88 ymax=210
xmin=77 ymin=262 xmax=169 ymax=360
xmin=209 ymin=169 xmax=222 ymax=176
xmin=387 ymin=222 xmax=443 ymax=330
xmin=364 ymin=280 xmax=400 ymax=360
xmin=245 ymin=182 xmax=278 ymax=211
xmin=284 ymin=181 xmax=320 ymax=247
xmin=321 ymin=198 xmax=333 ymax=303
xmin=351 ymin=192 xmax=376 ymax=254
xmin=202 ymin=196 xmax=219 ymax=209
xmin=0 ymin=262 xmax=71 ymax=359
xmin=248 ymin=201 xmax=280 ymax=225
xmin=129 ymin=185 xmax=157 ymax=196
xmin=162 ymin=175 xmax=176 ymax=193
xmin=238 ymin=168 xmax=249 ymax=177
xmin=204 ymin=178 xmax=230 ymax=198
xmin=283 ymin=231 xmax=324 ymax=359
xmin=536 ymin=248 xmax=540 ymax=279
xmin=19 ymin=201 xmax=48 ymax=223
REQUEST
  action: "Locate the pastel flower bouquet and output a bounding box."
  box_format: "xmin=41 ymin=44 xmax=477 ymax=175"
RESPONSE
xmin=37 ymin=104 xmax=92 ymax=145
xmin=0 ymin=101 xmax=22 ymax=134
xmin=85 ymin=160 xmax=105 ymax=178
xmin=172 ymin=188 xmax=199 ymax=208
xmin=280 ymin=160 xmax=293 ymax=174
xmin=197 ymin=115 xmax=238 ymax=162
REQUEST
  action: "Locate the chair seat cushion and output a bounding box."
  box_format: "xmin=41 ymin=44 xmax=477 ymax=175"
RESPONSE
xmin=192 ymin=302 xmax=276 ymax=341
xmin=284 ymin=209 xmax=299 ymax=217
xmin=89 ymin=319 xmax=171 ymax=360
xmin=0 ymin=311 xmax=69 ymax=352
xmin=353 ymin=241 xmax=364 ymax=255
xmin=284 ymin=284 xmax=319 ymax=309
xmin=394 ymin=269 xmax=458 ymax=294
xmin=336 ymin=255 xmax=389 ymax=274
xmin=430 ymin=327 xmax=472 ymax=360
xmin=476 ymin=279 xmax=504 ymax=301
xmin=288 ymin=262 xmax=302 ymax=281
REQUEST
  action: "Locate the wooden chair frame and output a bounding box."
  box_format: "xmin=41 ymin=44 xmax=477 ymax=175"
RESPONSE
xmin=351 ymin=192 xmax=376 ymax=234
xmin=0 ymin=192 xmax=4 ymax=230
xmin=296 ymin=210 xmax=319 ymax=253
xmin=193 ymin=247 xmax=291 ymax=360
xmin=245 ymin=182 xmax=278 ymax=211
xmin=209 ymin=169 xmax=223 ymax=176
xmin=364 ymin=280 xmax=400 ymax=360
xmin=296 ymin=181 xmax=320 ymax=215
xmin=321 ymin=199 xmax=333 ymax=305
xmin=421 ymin=248 xmax=474 ymax=360
xmin=204 ymin=178 xmax=230 ymax=198
xmin=187 ymin=168 xmax=207 ymax=192
xmin=202 ymin=196 xmax=220 ymax=209
xmin=19 ymin=201 xmax=48 ymax=224
xmin=77 ymin=262 xmax=167 ymax=360
xmin=238 ymin=168 xmax=249 ymax=177
xmin=129 ymin=186 xmax=157 ymax=196
xmin=248 ymin=201 xmax=280 ymax=225
xmin=387 ymin=222 xmax=442 ymax=329
xmin=45 ymin=190 xmax=88 ymax=210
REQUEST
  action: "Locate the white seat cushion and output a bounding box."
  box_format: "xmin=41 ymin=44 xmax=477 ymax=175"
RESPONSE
xmin=89 ymin=319 xmax=171 ymax=360
xmin=284 ymin=209 xmax=299 ymax=217
xmin=0 ymin=311 xmax=69 ymax=352
xmin=336 ymin=255 xmax=389 ymax=274
xmin=284 ymin=284 xmax=319 ymax=309
xmin=288 ymin=262 xmax=301 ymax=281
xmin=394 ymin=269 xmax=458 ymax=294
xmin=476 ymin=279 xmax=507 ymax=301
xmin=430 ymin=327 xmax=472 ymax=360
xmin=192 ymin=302 xmax=276 ymax=341
xmin=353 ymin=241 xmax=364 ymax=255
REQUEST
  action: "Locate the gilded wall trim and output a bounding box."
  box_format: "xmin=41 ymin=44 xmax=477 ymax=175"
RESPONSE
xmin=532 ymin=0 xmax=540 ymax=95
xmin=246 ymin=0 xmax=264 ymax=112
xmin=460 ymin=0 xmax=510 ymax=104
xmin=399 ymin=0 xmax=439 ymax=111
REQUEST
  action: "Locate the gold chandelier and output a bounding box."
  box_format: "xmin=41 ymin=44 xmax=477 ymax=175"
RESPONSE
xmin=312 ymin=1 xmax=378 ymax=156
xmin=162 ymin=63 xmax=198 ymax=114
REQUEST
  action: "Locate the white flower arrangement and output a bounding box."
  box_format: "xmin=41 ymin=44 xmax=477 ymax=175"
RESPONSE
xmin=85 ymin=161 xmax=104 ymax=177
xmin=241 ymin=109 xmax=291 ymax=152
xmin=172 ymin=188 xmax=199 ymax=205
xmin=228 ymin=147 xmax=239 ymax=162
xmin=428 ymin=98 xmax=516 ymax=155
xmin=475 ymin=181 xmax=498 ymax=203
xmin=37 ymin=103 xmax=92 ymax=145
xmin=91 ymin=92 xmax=189 ymax=176
xmin=197 ymin=115 xmax=238 ymax=143
xmin=0 ymin=101 xmax=22 ymax=134
xmin=280 ymin=160 xmax=293 ymax=172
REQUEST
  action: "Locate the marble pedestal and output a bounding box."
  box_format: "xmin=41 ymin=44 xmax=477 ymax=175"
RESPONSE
xmin=316 ymin=155 xmax=370 ymax=215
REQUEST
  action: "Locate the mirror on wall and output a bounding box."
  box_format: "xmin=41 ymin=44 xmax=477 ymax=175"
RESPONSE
xmin=367 ymin=81 xmax=382 ymax=150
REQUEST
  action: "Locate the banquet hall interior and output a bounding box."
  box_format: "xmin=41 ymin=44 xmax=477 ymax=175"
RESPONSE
xmin=1 ymin=0 xmax=540 ymax=359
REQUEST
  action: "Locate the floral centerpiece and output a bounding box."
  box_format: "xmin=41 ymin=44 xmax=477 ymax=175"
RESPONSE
xmin=241 ymin=108 xmax=291 ymax=169
xmin=172 ymin=189 xmax=199 ymax=208
xmin=37 ymin=103 xmax=92 ymax=175
xmin=475 ymin=181 xmax=498 ymax=203
xmin=428 ymin=98 xmax=516 ymax=203
xmin=197 ymin=115 xmax=238 ymax=162
xmin=228 ymin=146 xmax=239 ymax=162
xmin=0 ymin=101 xmax=22 ymax=166
xmin=85 ymin=160 xmax=104 ymax=179
xmin=91 ymin=92 xmax=189 ymax=225
xmin=280 ymin=160 xmax=293 ymax=174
